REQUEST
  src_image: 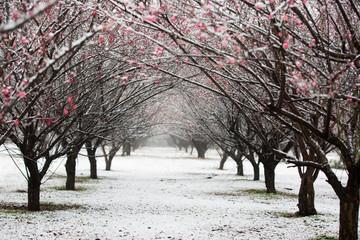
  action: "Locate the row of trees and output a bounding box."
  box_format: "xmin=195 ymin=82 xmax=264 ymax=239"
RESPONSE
xmin=0 ymin=0 xmax=176 ymax=211
xmin=91 ymin=1 xmax=359 ymax=239
xmin=1 ymin=1 xmax=359 ymax=239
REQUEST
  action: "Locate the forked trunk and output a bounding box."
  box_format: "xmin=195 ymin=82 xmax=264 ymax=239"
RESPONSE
xmin=297 ymin=167 xmax=318 ymax=216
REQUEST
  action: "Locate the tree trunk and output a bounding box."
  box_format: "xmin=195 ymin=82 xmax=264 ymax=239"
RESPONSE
xmin=262 ymin=156 xmax=278 ymax=194
xmin=89 ymin=154 xmax=97 ymax=179
xmin=65 ymin=147 xmax=82 ymax=190
xmin=197 ymin=148 xmax=206 ymax=158
xmin=338 ymin=183 xmax=360 ymax=240
xmin=219 ymin=152 xmax=228 ymax=169
xmin=27 ymin=175 xmax=41 ymax=211
xmin=122 ymin=142 xmax=131 ymax=156
xmin=237 ymin=163 xmax=244 ymax=176
xmin=24 ymin=154 xmax=41 ymax=211
xmin=86 ymin=141 xmax=98 ymax=179
xmin=248 ymin=153 xmax=260 ymax=180
xmin=65 ymin=154 xmax=76 ymax=190
xmin=253 ymin=162 xmax=260 ymax=181
xmin=192 ymin=140 xmax=208 ymax=159
xmin=297 ymin=167 xmax=318 ymax=216
xmin=105 ymin=159 xmax=112 ymax=171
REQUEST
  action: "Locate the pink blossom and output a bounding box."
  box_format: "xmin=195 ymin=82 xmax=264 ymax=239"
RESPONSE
xmin=72 ymin=105 xmax=77 ymax=109
xmin=21 ymin=38 xmax=28 ymax=44
xmin=255 ymin=2 xmax=266 ymax=9
xmin=283 ymin=43 xmax=289 ymax=49
xmin=69 ymin=78 xmax=73 ymax=83
xmin=145 ymin=15 xmax=157 ymax=22
xmin=64 ymin=109 xmax=68 ymax=115
xmin=14 ymin=119 xmax=20 ymax=125
xmin=68 ymin=97 xmax=72 ymax=103
xmin=19 ymin=91 xmax=26 ymax=98
xmin=227 ymin=57 xmax=236 ymax=64
xmin=13 ymin=12 xmax=19 ymax=20
xmin=139 ymin=2 xmax=145 ymax=10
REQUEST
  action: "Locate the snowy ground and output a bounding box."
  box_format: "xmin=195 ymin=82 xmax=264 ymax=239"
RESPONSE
xmin=0 ymin=146 xmax=346 ymax=239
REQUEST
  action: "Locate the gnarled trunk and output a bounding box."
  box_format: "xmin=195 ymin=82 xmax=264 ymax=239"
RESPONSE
xmin=261 ymin=155 xmax=278 ymax=194
xmin=297 ymin=167 xmax=318 ymax=216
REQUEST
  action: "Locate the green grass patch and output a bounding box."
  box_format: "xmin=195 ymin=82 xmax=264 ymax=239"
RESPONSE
xmin=51 ymin=185 xmax=89 ymax=191
xmin=310 ymin=235 xmax=337 ymax=240
xmin=0 ymin=202 xmax=83 ymax=212
xmin=211 ymin=188 xmax=297 ymax=199
xmin=243 ymin=189 xmax=297 ymax=198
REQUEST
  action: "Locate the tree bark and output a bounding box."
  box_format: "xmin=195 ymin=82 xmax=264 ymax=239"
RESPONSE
xmin=262 ymin=155 xmax=278 ymax=194
xmin=247 ymin=153 xmax=260 ymax=180
xmin=339 ymin=188 xmax=359 ymax=240
xmin=122 ymin=142 xmax=131 ymax=156
xmin=192 ymin=139 xmax=208 ymax=159
xmin=219 ymin=152 xmax=228 ymax=169
xmin=233 ymin=156 xmax=244 ymax=176
xmin=65 ymin=146 xmax=82 ymax=190
xmin=86 ymin=141 xmax=98 ymax=179
xmin=89 ymin=153 xmax=97 ymax=179
xmin=27 ymin=174 xmax=41 ymax=211
xmin=23 ymin=153 xmax=41 ymax=211
xmin=237 ymin=163 xmax=244 ymax=176
xmin=297 ymin=167 xmax=318 ymax=216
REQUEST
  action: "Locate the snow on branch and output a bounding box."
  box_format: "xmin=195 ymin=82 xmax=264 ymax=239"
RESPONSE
xmin=0 ymin=0 xmax=58 ymax=33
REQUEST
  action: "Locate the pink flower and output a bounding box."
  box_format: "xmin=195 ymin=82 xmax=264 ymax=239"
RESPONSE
xmin=68 ymin=97 xmax=72 ymax=103
xmin=139 ymin=2 xmax=145 ymax=10
xmin=145 ymin=15 xmax=157 ymax=22
xmin=21 ymin=38 xmax=29 ymax=44
xmin=282 ymin=43 xmax=289 ymax=49
xmin=69 ymin=78 xmax=73 ymax=83
xmin=255 ymin=2 xmax=266 ymax=9
xmin=14 ymin=119 xmax=20 ymax=126
xmin=64 ymin=109 xmax=68 ymax=115
xmin=19 ymin=91 xmax=26 ymax=98
xmin=72 ymin=105 xmax=77 ymax=109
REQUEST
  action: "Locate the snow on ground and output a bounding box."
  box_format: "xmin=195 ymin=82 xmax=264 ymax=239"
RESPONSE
xmin=0 ymin=146 xmax=346 ymax=240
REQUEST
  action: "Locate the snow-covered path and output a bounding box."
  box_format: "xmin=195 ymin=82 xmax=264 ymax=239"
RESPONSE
xmin=0 ymin=147 xmax=343 ymax=239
